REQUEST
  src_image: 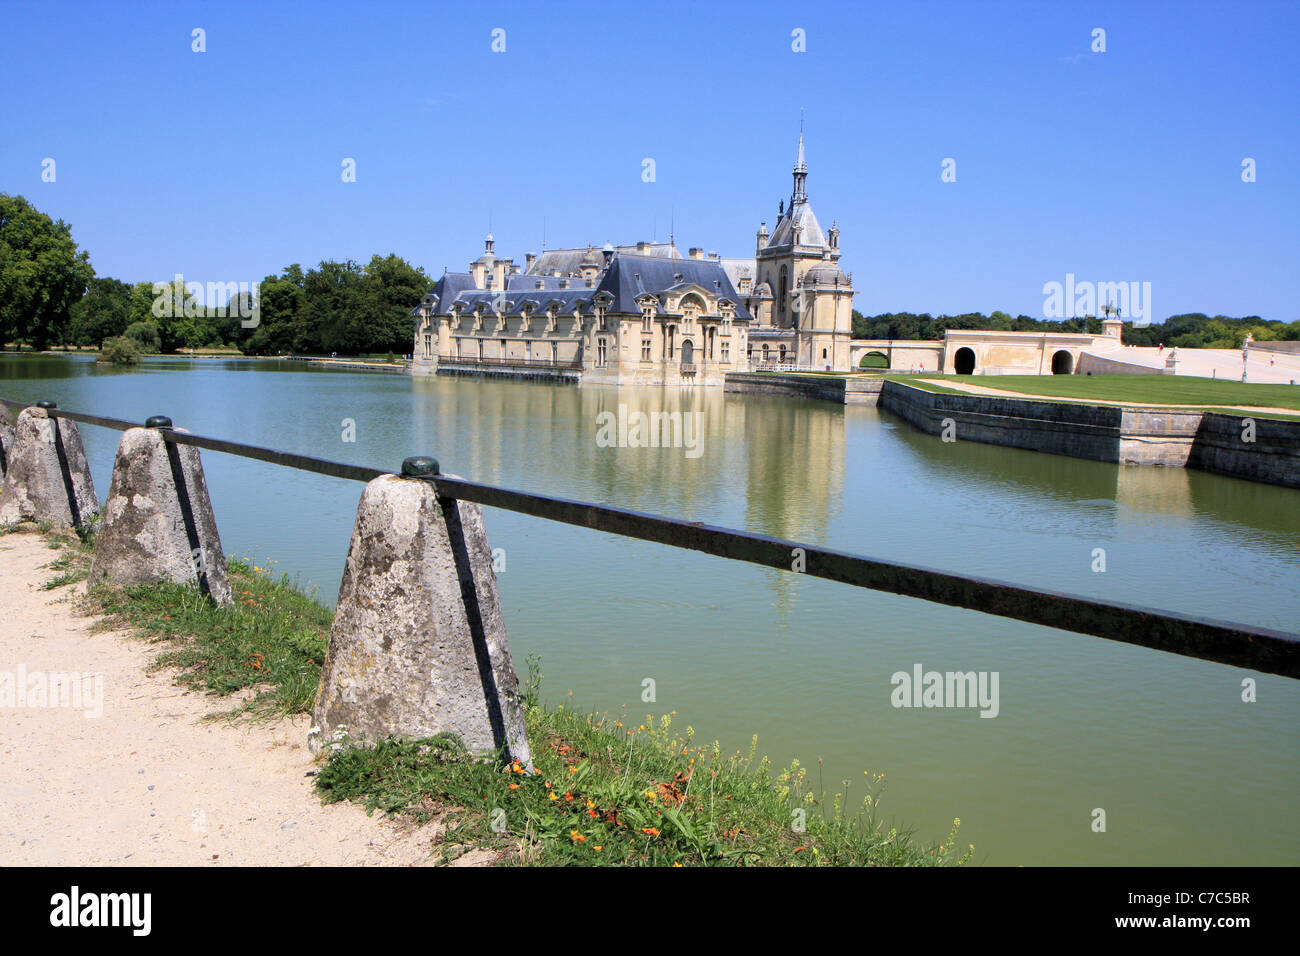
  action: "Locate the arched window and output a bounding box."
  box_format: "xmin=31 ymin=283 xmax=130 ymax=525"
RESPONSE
xmin=778 ymin=266 xmax=788 ymax=323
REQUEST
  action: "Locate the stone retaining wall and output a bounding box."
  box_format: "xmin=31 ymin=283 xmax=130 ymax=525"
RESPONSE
xmin=876 ymin=381 xmax=1300 ymax=487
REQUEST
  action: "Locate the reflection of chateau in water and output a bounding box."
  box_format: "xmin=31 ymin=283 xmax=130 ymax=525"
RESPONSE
xmin=407 ymin=377 xmax=847 ymax=615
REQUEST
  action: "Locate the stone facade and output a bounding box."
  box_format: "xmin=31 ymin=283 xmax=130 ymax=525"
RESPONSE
xmin=411 ymin=134 xmax=856 ymax=384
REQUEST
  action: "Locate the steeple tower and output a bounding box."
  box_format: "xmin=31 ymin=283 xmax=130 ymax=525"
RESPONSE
xmin=792 ymin=130 xmax=808 ymax=205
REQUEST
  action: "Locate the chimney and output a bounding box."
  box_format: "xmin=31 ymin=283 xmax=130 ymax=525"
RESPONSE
xmin=689 ymin=248 xmax=703 ymax=259
xmin=559 ymin=277 xmax=569 ymax=289
xmin=708 ymin=251 xmax=718 ymax=259
xmin=525 ymin=252 xmax=537 ymax=271
xmin=636 ymin=241 xmax=648 ymax=254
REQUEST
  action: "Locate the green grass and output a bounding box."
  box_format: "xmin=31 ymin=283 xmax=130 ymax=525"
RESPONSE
xmin=315 ymin=664 xmax=970 ymax=866
xmin=919 ymin=374 xmax=1300 ymax=409
xmin=87 ymin=556 xmax=331 ymax=716
xmin=885 ymin=374 xmax=1300 ymax=419
xmin=24 ymin=528 xmax=966 ymax=867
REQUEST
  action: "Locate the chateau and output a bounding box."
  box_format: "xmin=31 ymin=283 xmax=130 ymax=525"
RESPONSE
xmin=410 ymin=134 xmax=855 ymax=385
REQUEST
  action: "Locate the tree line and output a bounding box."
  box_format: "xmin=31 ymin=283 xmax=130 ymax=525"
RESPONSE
xmin=852 ymin=310 xmax=1300 ymax=349
xmin=5 ymin=193 xmax=1297 ymax=357
xmin=2 ymin=193 xmax=432 ymax=356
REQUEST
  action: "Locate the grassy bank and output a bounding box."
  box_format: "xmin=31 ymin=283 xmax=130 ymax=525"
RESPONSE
xmin=13 ymin=525 xmax=968 ymax=866
xmin=890 ymin=373 xmax=1300 ymax=413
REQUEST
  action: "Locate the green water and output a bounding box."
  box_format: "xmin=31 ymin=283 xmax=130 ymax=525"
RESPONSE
xmin=3 ymin=354 xmax=1297 ymax=865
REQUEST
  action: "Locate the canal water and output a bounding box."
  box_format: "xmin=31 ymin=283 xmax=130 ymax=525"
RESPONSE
xmin=3 ymin=354 xmax=1297 ymax=865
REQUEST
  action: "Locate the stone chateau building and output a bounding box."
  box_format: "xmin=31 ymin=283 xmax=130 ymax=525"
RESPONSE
xmin=410 ymin=134 xmax=855 ymax=385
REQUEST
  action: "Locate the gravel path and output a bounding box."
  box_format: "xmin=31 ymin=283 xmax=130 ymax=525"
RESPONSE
xmin=0 ymin=530 xmax=487 ymax=867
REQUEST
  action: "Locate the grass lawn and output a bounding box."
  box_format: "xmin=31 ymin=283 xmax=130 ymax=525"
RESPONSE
xmin=14 ymin=524 xmax=967 ymax=867
xmin=886 ymin=374 xmax=1300 ymax=417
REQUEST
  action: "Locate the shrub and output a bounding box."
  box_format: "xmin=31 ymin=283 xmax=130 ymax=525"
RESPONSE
xmin=97 ymin=335 xmax=140 ymax=365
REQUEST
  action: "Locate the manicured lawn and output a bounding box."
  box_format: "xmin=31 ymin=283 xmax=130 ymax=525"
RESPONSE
xmin=887 ymin=374 xmax=1300 ymax=413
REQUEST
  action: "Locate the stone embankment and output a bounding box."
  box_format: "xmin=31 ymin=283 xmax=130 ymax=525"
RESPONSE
xmin=722 ymin=373 xmax=1300 ymax=489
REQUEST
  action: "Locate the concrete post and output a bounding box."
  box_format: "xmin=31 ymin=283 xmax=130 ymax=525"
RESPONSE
xmin=0 ymin=404 xmax=14 ymax=481
xmin=310 ymin=457 xmax=531 ymax=765
xmin=89 ymin=417 xmax=233 ymax=605
xmin=0 ymin=404 xmax=100 ymax=532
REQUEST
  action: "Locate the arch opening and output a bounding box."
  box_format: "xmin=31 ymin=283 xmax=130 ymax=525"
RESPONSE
xmin=859 ymin=351 xmax=888 ymax=369
xmin=953 ymin=347 xmax=976 ymax=375
xmin=1051 ymin=350 xmax=1074 ymax=375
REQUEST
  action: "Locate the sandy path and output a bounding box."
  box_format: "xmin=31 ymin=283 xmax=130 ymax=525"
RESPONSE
xmin=0 ymin=531 xmax=488 ymax=867
xmin=913 ymin=379 xmax=1299 ymax=416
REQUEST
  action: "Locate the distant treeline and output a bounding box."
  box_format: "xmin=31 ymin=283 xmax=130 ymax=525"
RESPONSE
xmin=851 ymin=311 xmax=1300 ymax=349
xmin=54 ymin=258 xmax=432 ymax=356
xmin=3 ymin=191 xmax=433 ymax=356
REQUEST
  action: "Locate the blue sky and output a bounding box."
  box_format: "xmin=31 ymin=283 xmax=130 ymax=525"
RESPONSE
xmin=3 ymin=0 xmax=1297 ymax=321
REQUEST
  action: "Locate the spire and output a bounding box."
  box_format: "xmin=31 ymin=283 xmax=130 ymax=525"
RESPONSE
xmin=792 ymin=122 xmax=808 ymax=205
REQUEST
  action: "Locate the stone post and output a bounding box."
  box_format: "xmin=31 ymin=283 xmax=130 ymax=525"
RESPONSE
xmin=0 ymin=404 xmax=100 ymax=532
xmin=310 ymin=456 xmax=531 ymax=765
xmin=89 ymin=417 xmax=233 ymax=605
xmin=0 ymin=404 xmax=14 ymax=481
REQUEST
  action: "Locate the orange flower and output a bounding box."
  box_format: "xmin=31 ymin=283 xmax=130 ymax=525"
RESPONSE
xmin=564 ymin=792 xmax=574 ymax=802
xmin=641 ymin=827 xmax=660 ymax=836
xmin=570 ymin=830 xmax=586 ymax=843
xmin=594 ymin=845 xmax=603 ymax=852
xmin=508 ymin=783 xmax=519 ymax=790
xmin=548 ymin=792 xmax=558 ymax=801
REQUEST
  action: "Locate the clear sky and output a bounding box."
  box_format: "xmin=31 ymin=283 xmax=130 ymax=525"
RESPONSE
xmin=3 ymin=0 xmax=1297 ymax=321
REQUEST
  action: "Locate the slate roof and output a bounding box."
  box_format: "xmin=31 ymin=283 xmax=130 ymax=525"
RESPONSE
xmin=765 ymin=199 xmax=827 ymax=248
xmin=594 ymin=254 xmax=751 ymax=320
xmin=528 ymin=243 xmax=680 ymax=277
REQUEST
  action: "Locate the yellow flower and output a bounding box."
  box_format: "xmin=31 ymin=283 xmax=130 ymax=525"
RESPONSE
xmin=672 ymin=862 xmax=683 ymax=867
xmin=548 ymin=792 xmax=558 ymax=801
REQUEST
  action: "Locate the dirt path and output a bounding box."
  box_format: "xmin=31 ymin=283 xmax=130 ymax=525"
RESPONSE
xmin=0 ymin=530 xmax=486 ymax=867
xmin=912 ymin=379 xmax=1299 ymax=416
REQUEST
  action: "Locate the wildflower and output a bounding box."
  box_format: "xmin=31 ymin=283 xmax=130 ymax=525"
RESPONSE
xmin=565 ymin=792 xmax=574 ymax=802
xmin=569 ymin=766 xmax=577 ymax=774
xmin=594 ymin=845 xmax=602 ymax=852
xmin=586 ymin=799 xmax=595 ymax=810
xmin=672 ymin=862 xmax=683 ymax=867
xmin=570 ymin=831 xmax=585 ymax=844
xmin=508 ymin=783 xmax=519 ymax=790
xmin=641 ymin=827 xmax=659 ymax=836
xmin=548 ymin=792 xmax=558 ymax=802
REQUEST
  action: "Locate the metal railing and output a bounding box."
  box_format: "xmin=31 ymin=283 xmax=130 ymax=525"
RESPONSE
xmin=3 ymin=395 xmax=1298 ymax=679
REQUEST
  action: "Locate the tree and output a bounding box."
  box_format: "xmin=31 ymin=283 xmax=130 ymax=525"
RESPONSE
xmin=69 ymin=276 xmax=132 ymax=347
xmin=0 ymin=193 xmax=94 ymax=350
xmin=124 ymin=321 xmax=161 ymax=351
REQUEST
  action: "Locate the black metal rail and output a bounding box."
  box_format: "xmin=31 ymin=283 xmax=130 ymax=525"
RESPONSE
xmin=4 ymin=396 xmax=1298 ymax=678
